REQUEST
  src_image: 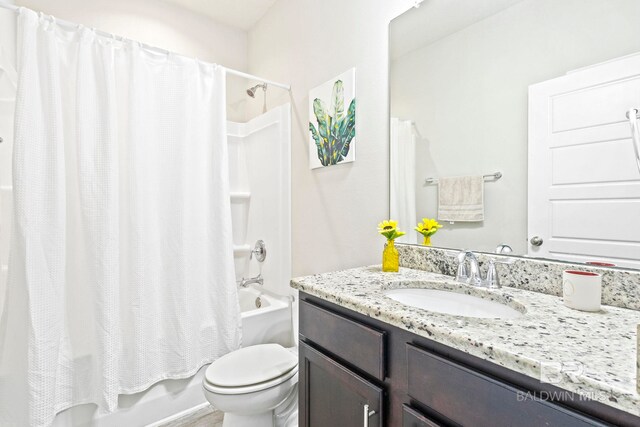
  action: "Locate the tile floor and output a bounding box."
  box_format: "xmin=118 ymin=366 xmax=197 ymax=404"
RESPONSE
xmin=159 ymin=406 xmax=224 ymax=427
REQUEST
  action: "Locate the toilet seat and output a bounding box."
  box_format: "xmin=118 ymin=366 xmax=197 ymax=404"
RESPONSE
xmin=204 ymin=343 xmax=298 ymax=395
xmin=203 ymin=366 xmax=298 ymax=395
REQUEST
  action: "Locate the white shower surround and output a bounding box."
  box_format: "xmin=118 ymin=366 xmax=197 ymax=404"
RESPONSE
xmin=228 ymin=105 xmax=292 ymax=297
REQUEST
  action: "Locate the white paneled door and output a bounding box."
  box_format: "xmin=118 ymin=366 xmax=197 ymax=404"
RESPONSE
xmin=528 ymin=53 xmax=640 ymax=268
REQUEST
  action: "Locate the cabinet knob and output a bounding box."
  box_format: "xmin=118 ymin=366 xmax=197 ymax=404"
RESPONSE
xmin=363 ymin=403 xmax=376 ymax=427
xmin=530 ymin=236 xmax=543 ymax=247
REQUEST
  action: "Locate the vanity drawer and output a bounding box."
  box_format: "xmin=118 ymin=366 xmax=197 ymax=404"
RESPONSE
xmin=402 ymin=404 xmax=445 ymax=427
xmin=406 ymin=344 xmax=607 ymax=427
xmin=299 ymin=299 xmax=386 ymax=381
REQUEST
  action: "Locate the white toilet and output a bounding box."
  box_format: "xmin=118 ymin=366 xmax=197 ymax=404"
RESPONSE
xmin=203 ymin=343 xmax=299 ymax=427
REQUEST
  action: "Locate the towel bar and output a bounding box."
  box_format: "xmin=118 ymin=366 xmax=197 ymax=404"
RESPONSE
xmin=424 ymin=171 xmax=502 ymax=185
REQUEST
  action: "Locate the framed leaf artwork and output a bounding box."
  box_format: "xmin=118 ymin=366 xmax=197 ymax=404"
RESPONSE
xmin=308 ymin=68 xmax=356 ymax=169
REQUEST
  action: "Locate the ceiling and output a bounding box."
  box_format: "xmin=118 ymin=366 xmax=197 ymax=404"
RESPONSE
xmin=390 ymin=0 xmax=526 ymax=60
xmin=161 ymin=0 xmax=278 ymax=31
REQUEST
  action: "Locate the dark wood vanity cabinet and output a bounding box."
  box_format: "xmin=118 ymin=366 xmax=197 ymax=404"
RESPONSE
xmin=406 ymin=344 xmax=604 ymax=427
xmin=298 ymin=293 xmax=640 ymax=427
xmin=299 ymin=342 xmax=384 ymax=427
xmin=299 ymin=298 xmax=386 ymax=427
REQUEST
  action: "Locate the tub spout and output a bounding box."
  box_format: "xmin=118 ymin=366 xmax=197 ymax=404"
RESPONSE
xmin=239 ymin=274 xmax=263 ymax=288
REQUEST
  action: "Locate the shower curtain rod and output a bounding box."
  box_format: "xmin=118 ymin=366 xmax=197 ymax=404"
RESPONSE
xmin=225 ymin=68 xmax=290 ymax=91
xmin=0 ymin=3 xmax=291 ymax=91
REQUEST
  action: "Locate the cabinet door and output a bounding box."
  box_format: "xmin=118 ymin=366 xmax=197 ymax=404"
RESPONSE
xmin=402 ymin=405 xmax=446 ymax=427
xmin=299 ymin=340 xmax=384 ymax=427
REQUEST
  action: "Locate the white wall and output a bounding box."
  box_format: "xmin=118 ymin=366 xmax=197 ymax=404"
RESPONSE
xmin=16 ymin=0 xmax=250 ymax=121
xmin=390 ymin=0 xmax=640 ymax=254
xmin=247 ymin=0 xmax=414 ymax=277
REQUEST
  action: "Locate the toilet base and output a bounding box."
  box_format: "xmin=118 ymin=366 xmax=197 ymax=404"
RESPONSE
xmin=274 ymin=385 xmax=298 ymax=427
xmin=216 ymin=385 xmax=298 ymax=427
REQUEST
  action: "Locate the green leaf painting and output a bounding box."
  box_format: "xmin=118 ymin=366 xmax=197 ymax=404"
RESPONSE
xmin=309 ymin=71 xmax=356 ymax=168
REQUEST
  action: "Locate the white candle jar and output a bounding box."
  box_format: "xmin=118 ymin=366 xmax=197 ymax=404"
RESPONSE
xmin=562 ymin=270 xmax=602 ymax=312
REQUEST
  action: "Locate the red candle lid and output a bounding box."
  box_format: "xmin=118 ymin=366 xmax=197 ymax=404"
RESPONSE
xmin=564 ymin=270 xmax=599 ymax=276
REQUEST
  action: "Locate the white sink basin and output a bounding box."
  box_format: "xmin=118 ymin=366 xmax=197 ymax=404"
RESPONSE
xmin=384 ymin=288 xmax=523 ymax=319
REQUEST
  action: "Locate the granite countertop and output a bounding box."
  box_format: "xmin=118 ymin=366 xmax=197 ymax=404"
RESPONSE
xmin=291 ymin=266 xmax=640 ymax=416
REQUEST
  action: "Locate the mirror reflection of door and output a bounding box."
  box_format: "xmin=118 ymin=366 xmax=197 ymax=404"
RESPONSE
xmin=389 ymin=0 xmax=640 ymax=267
xmin=528 ymin=53 xmax=640 ymax=268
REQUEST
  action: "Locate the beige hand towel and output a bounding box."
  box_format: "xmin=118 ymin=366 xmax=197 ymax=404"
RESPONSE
xmin=437 ymin=175 xmax=484 ymax=222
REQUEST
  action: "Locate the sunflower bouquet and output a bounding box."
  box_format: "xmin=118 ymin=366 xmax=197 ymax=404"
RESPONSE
xmin=377 ymin=220 xmax=405 ymax=241
xmin=415 ymin=218 xmax=442 ymax=246
xmin=377 ymin=220 xmax=405 ymax=272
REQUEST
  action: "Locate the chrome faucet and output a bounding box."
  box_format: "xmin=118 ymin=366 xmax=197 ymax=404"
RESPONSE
xmin=239 ymin=240 xmax=267 ymax=288
xmin=239 ymin=274 xmax=263 ymax=288
xmin=456 ymin=250 xmax=482 ymax=286
xmin=455 ymin=250 xmax=502 ymax=289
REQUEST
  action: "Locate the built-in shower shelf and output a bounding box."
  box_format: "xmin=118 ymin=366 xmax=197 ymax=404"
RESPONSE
xmin=233 ymin=244 xmax=251 ymax=256
xmin=230 ymin=192 xmax=251 ymax=202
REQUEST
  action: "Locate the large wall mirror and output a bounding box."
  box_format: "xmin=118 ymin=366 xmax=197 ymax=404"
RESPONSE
xmin=389 ymin=0 xmax=640 ymax=269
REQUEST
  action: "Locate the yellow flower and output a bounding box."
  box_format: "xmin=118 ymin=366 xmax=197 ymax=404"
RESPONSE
xmin=378 ymin=220 xmax=398 ymax=233
xmin=415 ymin=218 xmax=442 ymax=237
xmin=377 ymin=219 xmax=405 ymax=240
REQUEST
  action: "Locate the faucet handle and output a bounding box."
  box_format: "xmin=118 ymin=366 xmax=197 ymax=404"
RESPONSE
xmin=484 ymin=260 xmax=501 ymax=289
xmin=456 ymin=262 xmax=468 ymax=282
xmin=250 ymin=240 xmax=267 ymax=263
xmin=455 ymin=250 xmax=469 ymax=282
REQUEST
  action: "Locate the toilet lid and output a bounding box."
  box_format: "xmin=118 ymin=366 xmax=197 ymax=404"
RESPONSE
xmin=205 ymin=343 xmax=297 ymax=387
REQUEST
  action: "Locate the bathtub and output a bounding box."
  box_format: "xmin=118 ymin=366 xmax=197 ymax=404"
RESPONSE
xmin=52 ymin=284 xmax=294 ymax=427
xmin=239 ymin=284 xmax=294 ymax=348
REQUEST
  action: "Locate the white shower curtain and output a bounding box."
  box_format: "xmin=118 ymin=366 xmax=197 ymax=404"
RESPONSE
xmin=0 ymin=9 xmax=241 ymax=427
xmin=0 ymin=35 xmax=17 ymax=321
xmin=390 ymin=118 xmax=417 ymax=244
